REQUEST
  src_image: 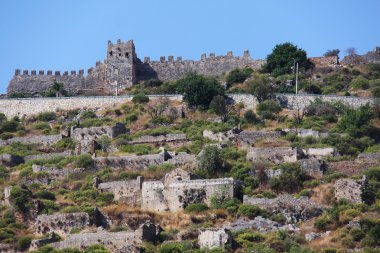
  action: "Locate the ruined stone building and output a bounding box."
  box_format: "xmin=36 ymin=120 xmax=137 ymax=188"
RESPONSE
xmin=7 ymin=39 xmax=264 ymax=96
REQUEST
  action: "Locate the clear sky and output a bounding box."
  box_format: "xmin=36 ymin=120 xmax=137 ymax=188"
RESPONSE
xmin=0 ymin=0 xmax=379 ymax=93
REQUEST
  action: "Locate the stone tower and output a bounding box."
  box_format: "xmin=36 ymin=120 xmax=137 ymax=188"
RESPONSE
xmin=106 ymin=39 xmax=136 ymax=88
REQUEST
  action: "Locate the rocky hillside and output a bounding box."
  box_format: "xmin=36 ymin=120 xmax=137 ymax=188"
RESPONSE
xmin=0 ymin=70 xmax=379 ymax=253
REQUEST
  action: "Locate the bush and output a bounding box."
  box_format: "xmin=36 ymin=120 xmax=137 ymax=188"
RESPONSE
xmin=196 ymin=145 xmax=223 ymax=178
xmin=159 ymin=242 xmax=184 ymax=253
xmin=176 ymin=73 xmax=224 ymax=109
xmin=35 ymin=190 xmax=56 ymax=200
xmin=303 ymin=83 xmax=322 ymax=94
xmin=0 ymin=132 xmax=14 ymax=140
xmin=0 ymin=120 xmax=20 ymax=133
xmin=132 ymin=93 xmax=150 ymax=104
xmin=36 ymin=112 xmax=56 ymax=121
xmin=226 ymin=67 xmax=253 ymax=84
xmin=32 ymin=122 xmax=51 ymax=130
xmin=97 ymin=135 xmax=112 ymax=152
xmin=257 ymin=100 xmax=282 ymax=120
xmin=209 ymin=95 xmax=227 ymax=116
xmin=350 ymin=77 xmax=370 ymax=90
xmin=350 ymin=227 xmax=366 ymax=241
xmin=74 ymin=154 xmax=93 ymax=168
xmin=54 ymin=138 xmax=75 ymax=150
xmin=337 ymin=104 xmax=374 ymax=137
xmin=184 ymin=203 xmax=209 ymax=213
xmin=238 ymin=204 xmax=266 ymax=219
xmin=244 ymin=110 xmax=258 ymax=124
xmin=269 ymin=162 xmax=308 ymax=193
xmin=10 ymin=186 xmax=31 ymax=213
xmin=17 ymin=236 xmax=32 ymax=251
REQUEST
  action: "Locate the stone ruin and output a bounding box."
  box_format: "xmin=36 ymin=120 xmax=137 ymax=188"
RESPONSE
xmin=246 ymin=147 xmax=299 ymax=164
xmin=130 ymin=133 xmax=188 ymax=146
xmin=304 ymin=147 xmax=337 ymax=158
xmin=93 ymin=149 xmax=196 ymax=171
xmin=97 ymin=176 xmax=144 ymax=206
xmin=300 ymin=158 xmax=327 ymax=178
xmin=27 ymin=164 xmax=86 ymax=185
xmin=35 ymin=212 xmax=90 ymax=236
xmin=141 ymin=169 xmax=237 ymax=212
xmin=243 ymin=194 xmax=323 ymax=223
xmin=51 ymin=222 xmax=161 ymax=252
xmin=0 ymin=134 xmax=62 ymax=148
xmin=237 ymin=130 xmax=282 ymax=147
xmin=282 ymin=128 xmax=324 ymax=139
xmin=0 ymin=154 xmax=24 ymax=167
xmin=356 ymin=152 xmax=380 ymax=164
xmin=72 ymin=123 xmax=127 ymax=154
xmin=198 ymin=228 xmax=233 ymax=250
xmin=202 ymin=128 xmax=282 ymax=147
xmin=334 ymin=177 xmax=366 ymax=203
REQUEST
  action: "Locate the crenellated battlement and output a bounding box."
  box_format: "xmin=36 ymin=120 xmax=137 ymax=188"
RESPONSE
xmin=8 ymin=39 xmax=265 ymax=96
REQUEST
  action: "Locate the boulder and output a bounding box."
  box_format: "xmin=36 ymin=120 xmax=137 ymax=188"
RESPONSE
xmin=198 ymin=228 xmax=232 ymax=250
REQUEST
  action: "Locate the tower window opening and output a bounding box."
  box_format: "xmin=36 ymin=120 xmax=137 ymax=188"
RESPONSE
xmin=126 ymin=52 xmax=129 ymax=58
xmin=109 ymin=51 xmax=113 ymax=56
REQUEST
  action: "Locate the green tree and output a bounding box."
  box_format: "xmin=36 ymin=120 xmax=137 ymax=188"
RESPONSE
xmin=209 ymin=95 xmax=227 ymax=116
xmin=337 ymin=104 xmax=374 ymax=137
xmin=197 ymin=145 xmax=223 ymax=178
xmin=324 ymin=49 xmax=340 ymax=57
xmin=246 ymin=74 xmax=274 ymax=102
xmin=45 ymin=82 xmax=68 ymax=97
xmin=176 ymin=73 xmax=224 ymax=109
xmin=264 ymin=42 xmax=313 ymax=76
xmin=226 ymin=67 xmax=253 ymax=84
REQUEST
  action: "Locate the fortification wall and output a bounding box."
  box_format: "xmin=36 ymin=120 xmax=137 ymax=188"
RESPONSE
xmin=0 ymin=94 xmax=375 ymax=119
xmin=138 ymin=51 xmax=265 ymax=81
xmin=7 ymin=64 xmax=107 ymax=96
xmin=35 ymin=212 xmax=90 ymax=236
xmin=309 ymin=56 xmax=339 ymax=68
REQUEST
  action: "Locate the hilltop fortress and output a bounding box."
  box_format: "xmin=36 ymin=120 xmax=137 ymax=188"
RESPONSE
xmin=7 ymin=39 xmax=265 ymax=96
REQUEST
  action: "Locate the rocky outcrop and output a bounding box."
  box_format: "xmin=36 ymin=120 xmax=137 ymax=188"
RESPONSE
xmin=334 ymin=178 xmax=364 ymax=203
xmin=300 ymin=158 xmax=326 ymax=178
xmin=223 ymin=217 xmax=300 ymax=233
xmin=198 ymin=228 xmax=232 ymax=250
xmin=0 ymin=154 xmax=24 ymax=167
xmin=243 ymin=194 xmax=323 ymax=222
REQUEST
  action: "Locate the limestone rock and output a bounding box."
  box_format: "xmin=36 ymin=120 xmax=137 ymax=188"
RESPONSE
xmin=198 ymin=228 xmax=232 ymax=250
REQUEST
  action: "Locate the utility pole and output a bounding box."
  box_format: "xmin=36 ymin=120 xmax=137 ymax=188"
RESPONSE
xmin=295 ymin=62 xmax=299 ymax=94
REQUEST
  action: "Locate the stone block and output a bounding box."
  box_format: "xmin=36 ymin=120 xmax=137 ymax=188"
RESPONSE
xmin=198 ymin=228 xmax=232 ymax=250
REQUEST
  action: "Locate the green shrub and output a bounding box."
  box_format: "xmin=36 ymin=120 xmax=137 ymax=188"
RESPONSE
xmin=32 ymin=122 xmax=51 ymax=130
xmin=238 ymin=204 xmax=266 ymax=219
xmin=1 ymin=120 xmax=20 ymax=132
xmin=226 ymin=67 xmax=253 ymax=84
xmin=196 ymin=145 xmax=223 ymax=178
xmin=74 ymin=154 xmax=93 ymax=168
xmin=36 ymin=112 xmax=56 ymax=121
xmin=54 ymin=138 xmax=75 ymax=150
xmin=244 ymin=110 xmax=258 ymax=124
xmin=257 ymin=100 xmax=282 ymax=120
xmin=17 ymin=236 xmax=32 ymax=251
xmin=35 ymin=190 xmax=56 ymax=200
xmin=209 ymin=95 xmax=227 ymax=116
xmin=0 ymin=132 xmax=14 ymax=140
xmin=350 ymin=77 xmax=370 ymax=90
xmin=350 ymin=227 xmax=365 ymax=241
xmin=81 ymin=110 xmax=97 ymax=119
xmin=184 ymin=203 xmax=209 ymax=213
xmin=132 ymin=93 xmax=150 ymax=104
xmin=10 ymin=186 xmax=31 ymax=213
xmin=159 ymin=242 xmax=184 ymax=253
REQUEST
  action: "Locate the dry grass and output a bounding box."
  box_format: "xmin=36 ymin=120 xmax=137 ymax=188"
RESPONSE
xmin=103 ymin=204 xmax=193 ymax=230
xmin=255 ymin=138 xmax=290 ymax=148
xmin=310 ymin=183 xmax=334 ymax=207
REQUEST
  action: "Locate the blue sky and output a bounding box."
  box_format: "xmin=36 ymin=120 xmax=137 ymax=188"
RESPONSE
xmin=0 ymin=0 xmax=379 ymax=93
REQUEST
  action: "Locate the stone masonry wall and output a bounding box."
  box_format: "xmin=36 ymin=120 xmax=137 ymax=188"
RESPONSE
xmin=0 ymin=94 xmax=375 ymax=118
xmin=35 ymin=212 xmax=90 ymax=236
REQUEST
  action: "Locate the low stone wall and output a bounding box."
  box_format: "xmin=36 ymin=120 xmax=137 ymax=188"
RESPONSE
xmin=237 ymin=130 xmax=282 ymax=146
xmin=130 ymin=133 xmax=187 ymax=144
xmin=0 ymin=134 xmax=62 ymax=147
xmin=23 ymin=151 xmax=72 ymax=162
xmin=35 ymin=212 xmax=90 ymax=236
xmin=246 ymin=147 xmax=298 ymax=164
xmin=93 ymin=153 xmax=164 ymax=170
xmin=0 ymin=95 xmax=183 ymax=118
